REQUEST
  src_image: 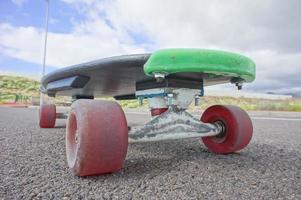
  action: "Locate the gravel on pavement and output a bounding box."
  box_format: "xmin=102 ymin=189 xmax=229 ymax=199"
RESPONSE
xmin=1 ymin=107 xmax=301 ymax=199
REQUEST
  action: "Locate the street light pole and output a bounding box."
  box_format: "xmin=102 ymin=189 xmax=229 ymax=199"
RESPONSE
xmin=40 ymin=0 xmax=49 ymax=105
xmin=42 ymin=0 xmax=49 ymax=76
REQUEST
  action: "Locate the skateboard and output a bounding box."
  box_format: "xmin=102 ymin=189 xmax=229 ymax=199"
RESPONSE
xmin=39 ymin=48 xmax=256 ymax=176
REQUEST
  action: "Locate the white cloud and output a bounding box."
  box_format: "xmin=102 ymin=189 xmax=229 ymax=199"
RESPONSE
xmin=11 ymin=0 xmax=27 ymax=7
xmin=0 ymin=20 xmax=146 ymax=67
xmin=0 ymin=24 xmax=44 ymax=64
xmin=1 ymin=0 xmax=301 ymax=94
xmin=104 ymin=0 xmax=301 ymax=53
xmin=49 ymin=18 xmax=59 ymax=25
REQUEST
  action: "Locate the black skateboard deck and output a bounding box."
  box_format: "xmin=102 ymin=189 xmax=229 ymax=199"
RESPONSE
xmin=41 ymin=53 xmax=246 ymax=99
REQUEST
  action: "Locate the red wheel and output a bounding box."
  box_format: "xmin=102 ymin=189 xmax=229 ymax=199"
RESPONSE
xmin=39 ymin=104 xmax=56 ymax=128
xmin=200 ymin=105 xmax=253 ymax=154
xmin=66 ymin=99 xmax=128 ymax=176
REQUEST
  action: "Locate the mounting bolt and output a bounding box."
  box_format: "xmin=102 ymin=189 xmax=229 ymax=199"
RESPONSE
xmin=194 ymin=95 xmax=200 ymax=106
xmin=154 ymin=73 xmax=165 ymax=82
xmin=236 ymin=82 xmax=243 ymax=90
xmin=138 ymin=97 xmax=143 ymax=106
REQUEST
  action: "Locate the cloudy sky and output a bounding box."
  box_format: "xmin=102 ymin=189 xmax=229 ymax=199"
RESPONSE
xmin=0 ymin=0 xmax=300 ymax=94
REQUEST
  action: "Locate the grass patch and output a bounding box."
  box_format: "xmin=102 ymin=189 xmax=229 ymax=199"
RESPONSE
xmin=0 ymin=75 xmax=40 ymax=103
xmin=191 ymin=97 xmax=301 ymax=112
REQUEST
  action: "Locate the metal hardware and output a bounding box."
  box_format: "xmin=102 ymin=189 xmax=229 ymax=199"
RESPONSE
xmin=236 ymin=82 xmax=243 ymax=90
xmin=136 ymin=77 xmax=203 ymax=91
xmin=194 ymin=95 xmax=200 ymax=106
xmin=213 ymin=121 xmax=226 ymax=138
xmin=154 ymin=73 xmax=166 ymax=82
xmin=56 ymin=112 xmax=68 ymax=119
xmin=167 ymin=93 xmax=174 ymax=106
xmin=138 ymin=97 xmax=143 ymax=106
xmin=136 ymin=88 xmax=200 ymax=110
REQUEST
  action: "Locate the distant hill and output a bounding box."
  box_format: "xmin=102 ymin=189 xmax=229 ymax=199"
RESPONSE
xmin=0 ymin=75 xmax=40 ymax=102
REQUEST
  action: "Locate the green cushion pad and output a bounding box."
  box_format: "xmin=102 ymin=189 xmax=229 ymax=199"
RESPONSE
xmin=144 ymin=49 xmax=256 ymax=82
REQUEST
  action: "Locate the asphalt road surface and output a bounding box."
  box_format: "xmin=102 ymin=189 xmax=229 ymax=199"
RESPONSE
xmin=1 ymin=107 xmax=301 ymax=200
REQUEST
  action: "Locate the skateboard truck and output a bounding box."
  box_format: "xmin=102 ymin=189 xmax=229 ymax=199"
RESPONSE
xmin=128 ymin=105 xmax=220 ymax=142
xmin=132 ymin=82 xmax=221 ymax=142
